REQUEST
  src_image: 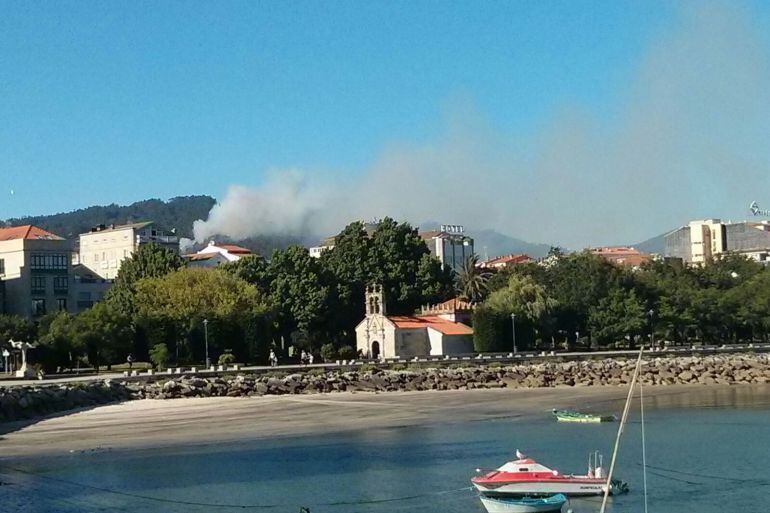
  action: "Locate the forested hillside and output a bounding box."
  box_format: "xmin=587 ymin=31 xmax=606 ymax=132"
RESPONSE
xmin=3 ymin=196 xmax=216 ymax=239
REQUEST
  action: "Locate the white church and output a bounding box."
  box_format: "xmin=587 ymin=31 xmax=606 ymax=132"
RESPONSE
xmin=355 ymin=284 xmax=474 ymax=359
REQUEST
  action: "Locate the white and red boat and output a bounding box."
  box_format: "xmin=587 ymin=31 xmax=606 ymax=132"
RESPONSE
xmin=471 ymin=452 xmax=628 ymax=498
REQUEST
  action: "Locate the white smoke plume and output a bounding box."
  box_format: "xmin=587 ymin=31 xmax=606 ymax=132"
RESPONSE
xmin=191 ymin=3 xmax=770 ymax=248
xmin=192 ymin=171 xmax=329 ymax=243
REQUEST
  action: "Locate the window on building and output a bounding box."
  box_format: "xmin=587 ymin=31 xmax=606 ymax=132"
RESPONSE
xmin=94 ymin=253 xmax=99 ymax=262
xmin=54 ymin=275 xmax=68 ymax=292
xmin=30 ymin=253 xmax=68 ymax=270
xmin=31 ymin=276 xmax=46 ymax=294
xmin=57 ymin=298 xmax=67 ymax=311
xmin=31 ymin=299 xmax=46 ymax=316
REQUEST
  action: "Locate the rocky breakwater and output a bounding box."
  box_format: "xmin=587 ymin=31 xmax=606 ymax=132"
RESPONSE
xmin=2 ymin=354 xmax=769 ymax=423
xmin=124 ymin=353 xmax=770 ymax=400
xmin=0 ymin=380 xmax=131 ymax=422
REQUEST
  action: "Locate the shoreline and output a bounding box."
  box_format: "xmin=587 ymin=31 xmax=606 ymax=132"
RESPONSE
xmin=3 ymin=383 xmax=770 ymax=458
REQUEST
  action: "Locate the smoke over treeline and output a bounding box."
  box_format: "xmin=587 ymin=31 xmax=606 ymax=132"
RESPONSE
xmin=192 ymin=3 xmax=770 ymax=249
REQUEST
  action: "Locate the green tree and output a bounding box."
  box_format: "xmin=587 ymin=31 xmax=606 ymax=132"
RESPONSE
xmin=267 ymin=245 xmax=329 ymax=345
xmin=106 ymin=243 xmax=185 ymax=315
xmin=149 ymin=343 xmax=170 ymax=370
xmin=320 ymin=343 xmax=337 ymax=362
xmin=735 ymin=270 xmax=770 ymax=341
xmin=486 ymin=274 xmax=557 ymax=349
xmin=220 ymin=254 xmax=271 ymax=294
xmin=547 ymin=251 xmax=624 ymax=336
xmin=318 ymin=222 xmax=374 ymax=344
xmin=134 ymin=267 xmax=268 ymax=363
xmin=0 ymin=314 xmax=35 ymax=346
xmin=73 ymin=302 xmax=134 ymax=372
xmin=367 ymin=218 xmax=453 ymax=314
xmin=588 ymin=287 xmax=647 ymax=348
xmin=472 ymin=305 xmax=510 ymax=352
xmin=36 ymin=312 xmax=78 ymax=371
xmin=456 ymin=254 xmax=490 ymax=303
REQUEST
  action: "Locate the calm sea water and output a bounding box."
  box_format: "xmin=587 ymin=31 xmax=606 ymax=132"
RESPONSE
xmin=1 ymin=393 xmax=769 ymax=513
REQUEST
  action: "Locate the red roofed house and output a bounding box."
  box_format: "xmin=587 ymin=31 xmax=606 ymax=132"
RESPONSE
xmin=355 ymin=285 xmax=474 ymax=359
xmin=591 ymin=246 xmax=652 ymax=268
xmin=184 ymin=241 xmax=253 ymax=268
xmin=479 ymin=253 xmax=533 ymax=269
xmin=0 ymin=225 xmax=74 ymax=318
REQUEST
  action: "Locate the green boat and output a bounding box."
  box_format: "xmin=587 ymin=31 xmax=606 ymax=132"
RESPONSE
xmin=552 ymin=409 xmax=616 ymax=423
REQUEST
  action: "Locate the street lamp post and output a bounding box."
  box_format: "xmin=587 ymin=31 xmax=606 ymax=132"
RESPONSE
xmin=510 ymin=313 xmax=517 ymax=356
xmin=647 ymin=309 xmax=655 ymax=349
xmin=203 ymin=319 xmax=210 ymax=368
xmin=2 ymin=349 xmax=8 ymax=374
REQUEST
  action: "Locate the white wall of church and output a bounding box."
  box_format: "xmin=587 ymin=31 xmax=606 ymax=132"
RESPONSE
xmin=355 ymin=317 xmax=397 ymax=359
xmin=394 ymin=328 xmax=430 ymax=356
xmin=438 ymin=332 xmax=474 ymax=354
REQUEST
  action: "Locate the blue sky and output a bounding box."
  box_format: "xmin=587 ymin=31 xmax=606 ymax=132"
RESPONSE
xmin=3 ymin=1 xmax=770 ymax=246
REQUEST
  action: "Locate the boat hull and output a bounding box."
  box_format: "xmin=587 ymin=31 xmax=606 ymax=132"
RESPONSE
xmin=473 ymin=479 xmax=611 ymax=497
xmin=479 ymin=495 xmax=566 ymax=513
xmin=555 ymin=415 xmax=611 ymax=423
xmin=552 ymin=410 xmax=615 ymax=423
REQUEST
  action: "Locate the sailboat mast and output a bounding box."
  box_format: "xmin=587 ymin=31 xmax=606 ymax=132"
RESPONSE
xmin=599 ymin=347 xmax=644 ymax=513
xmin=641 ymin=375 xmax=648 ymax=513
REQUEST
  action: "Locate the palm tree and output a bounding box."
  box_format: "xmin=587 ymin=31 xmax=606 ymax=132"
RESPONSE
xmin=456 ymin=254 xmax=491 ymax=303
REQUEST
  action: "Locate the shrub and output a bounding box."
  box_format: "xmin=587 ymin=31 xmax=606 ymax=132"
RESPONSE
xmin=149 ymin=343 xmax=169 ymax=370
xmin=218 ymin=353 xmax=236 ymax=365
xmin=359 ymin=363 xmax=378 ymax=373
xmin=473 ymin=305 xmax=507 ymax=352
xmin=390 ymin=363 xmax=407 ymax=371
xmin=320 ymin=343 xmax=337 ymax=362
xmin=338 ymin=345 xmax=357 ymax=360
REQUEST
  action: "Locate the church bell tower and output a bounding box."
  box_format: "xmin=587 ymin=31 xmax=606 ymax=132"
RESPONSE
xmin=365 ymin=284 xmax=386 ymax=316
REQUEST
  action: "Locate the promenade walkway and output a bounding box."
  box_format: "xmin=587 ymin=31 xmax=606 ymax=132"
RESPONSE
xmin=1 ymin=344 xmax=768 ymax=388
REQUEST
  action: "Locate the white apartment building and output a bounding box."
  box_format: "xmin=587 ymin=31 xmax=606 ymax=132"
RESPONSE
xmin=665 ymin=218 xmax=770 ymax=264
xmin=78 ymin=222 xmax=178 ymax=279
xmin=419 ymin=224 xmax=474 ymax=274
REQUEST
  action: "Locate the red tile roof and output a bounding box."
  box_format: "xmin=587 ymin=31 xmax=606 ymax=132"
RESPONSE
xmin=184 ymin=253 xmax=215 ymax=261
xmin=0 ymin=225 xmax=64 ymax=241
xmin=219 ymin=244 xmax=252 ymax=254
xmin=482 ymin=253 xmax=533 ymax=267
xmin=388 ymin=315 xmax=473 ymax=335
xmin=591 ymin=247 xmax=652 ymax=267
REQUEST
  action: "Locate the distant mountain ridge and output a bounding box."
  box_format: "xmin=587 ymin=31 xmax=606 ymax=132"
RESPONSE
xmin=418 ymin=222 xmax=553 ymax=259
xmin=634 ymin=233 xmax=666 ymax=254
xmin=472 ymin=229 xmax=553 ymax=259
xmin=4 ymin=199 xmax=555 ymax=259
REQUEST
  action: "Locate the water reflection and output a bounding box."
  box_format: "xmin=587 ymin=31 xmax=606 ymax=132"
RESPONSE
xmin=1 ymin=389 xmax=769 ymax=513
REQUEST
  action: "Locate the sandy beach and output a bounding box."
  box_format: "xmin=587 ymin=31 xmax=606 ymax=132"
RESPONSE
xmin=2 ymin=384 xmax=769 ymax=458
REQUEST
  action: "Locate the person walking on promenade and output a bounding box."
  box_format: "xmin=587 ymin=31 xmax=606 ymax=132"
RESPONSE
xmin=269 ymin=349 xmax=278 ymax=368
xmin=300 ymin=350 xmax=308 ymax=367
xmin=126 ymin=354 xmax=133 ymax=370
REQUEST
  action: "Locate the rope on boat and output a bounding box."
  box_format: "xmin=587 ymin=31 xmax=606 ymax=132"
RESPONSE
xmin=0 ymin=464 xmax=472 ymax=509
